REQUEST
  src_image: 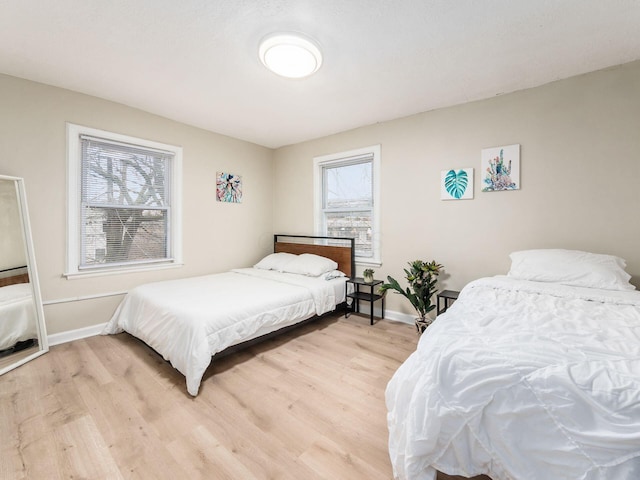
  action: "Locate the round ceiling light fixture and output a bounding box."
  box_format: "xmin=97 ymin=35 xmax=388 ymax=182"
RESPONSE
xmin=259 ymin=33 xmax=322 ymax=79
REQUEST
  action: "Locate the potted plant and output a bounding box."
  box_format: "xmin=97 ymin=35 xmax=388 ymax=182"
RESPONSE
xmin=379 ymin=260 xmax=443 ymax=333
xmin=363 ymin=268 xmax=375 ymax=283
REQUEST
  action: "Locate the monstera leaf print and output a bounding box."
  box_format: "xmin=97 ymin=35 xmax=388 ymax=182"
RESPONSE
xmin=444 ymin=169 xmax=468 ymax=199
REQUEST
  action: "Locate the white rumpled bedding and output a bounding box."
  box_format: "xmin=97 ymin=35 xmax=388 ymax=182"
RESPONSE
xmin=387 ymin=275 xmax=640 ymax=480
xmin=103 ymin=268 xmax=346 ymax=396
xmin=0 ymin=283 xmax=37 ymax=350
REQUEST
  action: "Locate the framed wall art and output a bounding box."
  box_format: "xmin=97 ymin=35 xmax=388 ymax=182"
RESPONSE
xmin=216 ymin=172 xmax=242 ymax=203
xmin=481 ymin=144 xmax=520 ymax=192
xmin=440 ymin=168 xmax=474 ymax=200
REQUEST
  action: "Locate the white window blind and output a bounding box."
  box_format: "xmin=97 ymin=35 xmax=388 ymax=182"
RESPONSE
xmin=79 ymin=135 xmax=173 ymax=269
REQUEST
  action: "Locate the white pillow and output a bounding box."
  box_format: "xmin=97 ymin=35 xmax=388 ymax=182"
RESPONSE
xmin=507 ymin=249 xmax=635 ymax=291
xmin=281 ymin=253 xmax=338 ymax=277
xmin=253 ymin=252 xmax=297 ymax=271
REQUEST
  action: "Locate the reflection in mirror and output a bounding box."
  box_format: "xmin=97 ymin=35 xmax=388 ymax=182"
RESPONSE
xmin=0 ymin=175 xmax=48 ymax=374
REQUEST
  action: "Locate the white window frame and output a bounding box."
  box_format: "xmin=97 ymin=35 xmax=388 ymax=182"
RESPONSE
xmin=313 ymin=144 xmax=381 ymax=266
xmin=65 ymin=123 xmax=183 ymax=278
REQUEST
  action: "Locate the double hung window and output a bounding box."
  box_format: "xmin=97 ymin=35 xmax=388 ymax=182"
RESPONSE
xmin=66 ymin=124 xmax=182 ymax=276
xmin=314 ymin=145 xmax=381 ymax=265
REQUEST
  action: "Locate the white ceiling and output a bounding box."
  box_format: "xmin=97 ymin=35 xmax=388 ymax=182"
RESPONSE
xmin=1 ymin=1 xmax=639 ymax=149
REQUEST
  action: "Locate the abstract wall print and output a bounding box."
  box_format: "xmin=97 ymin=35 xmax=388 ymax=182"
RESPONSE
xmin=441 ymin=168 xmax=474 ymax=200
xmin=481 ymin=144 xmax=520 ymax=192
xmin=216 ymin=172 xmax=242 ymax=203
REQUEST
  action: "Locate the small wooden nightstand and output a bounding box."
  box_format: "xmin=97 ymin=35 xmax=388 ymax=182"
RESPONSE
xmin=345 ymin=277 xmax=385 ymax=325
xmin=436 ymin=290 xmax=459 ymax=316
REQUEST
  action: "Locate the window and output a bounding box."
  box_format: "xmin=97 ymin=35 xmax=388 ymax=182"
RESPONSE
xmin=66 ymin=124 xmax=182 ymax=277
xmin=314 ymin=145 xmax=381 ymax=266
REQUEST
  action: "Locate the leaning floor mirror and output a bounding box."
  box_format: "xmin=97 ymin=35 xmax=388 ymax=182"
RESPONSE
xmin=0 ymin=175 xmax=48 ymax=374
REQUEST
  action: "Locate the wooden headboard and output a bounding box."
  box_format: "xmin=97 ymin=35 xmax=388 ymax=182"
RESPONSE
xmin=274 ymin=234 xmax=355 ymax=278
xmin=0 ymin=266 xmax=29 ymax=288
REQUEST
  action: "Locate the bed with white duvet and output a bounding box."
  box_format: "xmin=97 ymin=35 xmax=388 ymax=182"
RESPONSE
xmin=103 ymin=236 xmax=354 ymax=396
xmin=387 ymin=249 xmax=640 ymax=480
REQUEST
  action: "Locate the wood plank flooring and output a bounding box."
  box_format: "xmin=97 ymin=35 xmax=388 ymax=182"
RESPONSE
xmin=0 ymin=313 xmax=488 ymax=479
xmin=0 ymin=316 xmax=418 ymax=480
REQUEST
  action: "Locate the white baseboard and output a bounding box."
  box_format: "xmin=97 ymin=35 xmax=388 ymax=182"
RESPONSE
xmin=350 ymin=302 xmax=416 ymax=325
xmin=381 ymin=309 xmax=416 ymax=325
xmin=48 ymin=322 xmax=107 ymax=346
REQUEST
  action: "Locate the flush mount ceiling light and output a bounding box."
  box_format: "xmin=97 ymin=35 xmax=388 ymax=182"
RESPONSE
xmin=259 ymin=33 xmax=322 ymax=79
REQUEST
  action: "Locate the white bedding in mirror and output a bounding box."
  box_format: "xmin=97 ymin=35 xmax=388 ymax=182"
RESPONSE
xmin=0 ymin=283 xmax=37 ymax=351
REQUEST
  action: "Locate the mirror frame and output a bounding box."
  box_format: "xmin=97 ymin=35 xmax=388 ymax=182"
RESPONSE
xmin=0 ymin=175 xmax=48 ymax=375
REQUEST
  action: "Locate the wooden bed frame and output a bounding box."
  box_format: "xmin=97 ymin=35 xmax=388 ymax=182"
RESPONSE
xmin=215 ymin=234 xmax=355 ymax=359
xmin=0 ymin=266 xmax=29 ymax=288
xmin=273 ymin=234 xmax=355 ymax=278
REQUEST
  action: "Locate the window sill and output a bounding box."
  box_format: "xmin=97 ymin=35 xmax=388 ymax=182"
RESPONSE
xmin=64 ymin=262 xmax=184 ymax=280
xmin=356 ymin=259 xmax=382 ymax=268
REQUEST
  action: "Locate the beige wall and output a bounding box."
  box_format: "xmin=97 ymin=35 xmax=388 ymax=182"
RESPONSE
xmin=0 ymin=178 xmax=27 ymax=270
xmin=0 ymin=74 xmax=274 ymax=334
xmin=273 ymin=61 xmax=640 ymax=318
xmin=2 ymin=60 xmax=639 ymax=332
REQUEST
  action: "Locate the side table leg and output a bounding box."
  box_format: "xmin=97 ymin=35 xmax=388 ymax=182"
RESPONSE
xmin=370 ymin=284 xmax=375 ymax=325
xmin=345 ymin=283 xmax=349 ymax=318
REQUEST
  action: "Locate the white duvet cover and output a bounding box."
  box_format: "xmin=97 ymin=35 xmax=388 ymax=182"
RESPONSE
xmin=0 ymin=283 xmax=37 ymax=351
xmin=103 ymin=268 xmax=346 ymax=396
xmin=387 ymin=276 xmax=640 ymax=480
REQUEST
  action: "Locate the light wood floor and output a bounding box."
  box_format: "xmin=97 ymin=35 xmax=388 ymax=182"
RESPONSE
xmin=1 ymin=313 xmax=489 ymax=480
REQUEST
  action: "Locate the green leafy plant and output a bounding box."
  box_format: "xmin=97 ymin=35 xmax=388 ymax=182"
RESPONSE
xmin=379 ymin=260 xmax=443 ymax=331
xmin=363 ymin=268 xmax=375 ymax=282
